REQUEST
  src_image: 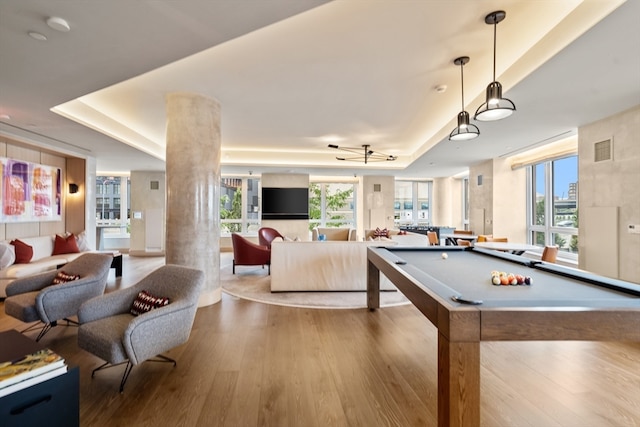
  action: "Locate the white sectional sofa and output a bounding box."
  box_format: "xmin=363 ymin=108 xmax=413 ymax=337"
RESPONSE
xmin=270 ymin=240 xmax=400 ymax=292
xmin=0 ymin=235 xmax=89 ymax=298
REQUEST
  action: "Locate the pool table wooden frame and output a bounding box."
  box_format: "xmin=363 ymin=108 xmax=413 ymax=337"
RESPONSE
xmin=366 ymin=246 xmax=640 ymax=427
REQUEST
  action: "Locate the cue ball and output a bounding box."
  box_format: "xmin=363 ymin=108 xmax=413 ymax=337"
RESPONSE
xmin=441 ymin=253 xmax=448 ymax=259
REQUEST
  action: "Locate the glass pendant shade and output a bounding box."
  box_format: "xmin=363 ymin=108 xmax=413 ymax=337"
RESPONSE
xmin=449 ymin=56 xmax=479 ymax=141
xmin=474 ymin=10 xmax=516 ymax=122
xmin=474 ymin=81 xmax=515 ymax=121
xmin=449 ymin=111 xmax=479 ymax=141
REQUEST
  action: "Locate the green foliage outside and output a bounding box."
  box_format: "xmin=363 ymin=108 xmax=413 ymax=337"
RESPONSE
xmin=535 ymin=199 xmax=579 ymax=252
xmin=308 ymin=183 xmax=354 ymax=231
xmin=220 ymin=189 xmax=242 ymax=233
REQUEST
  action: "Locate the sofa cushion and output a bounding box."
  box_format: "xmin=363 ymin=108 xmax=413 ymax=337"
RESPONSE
xmin=10 ymin=239 xmax=33 ymax=264
xmin=75 ymin=231 xmax=91 ymax=251
xmin=130 ymin=290 xmax=170 ymax=316
xmin=0 ymin=242 xmax=16 ymax=269
xmin=52 ymin=234 xmax=80 ymax=255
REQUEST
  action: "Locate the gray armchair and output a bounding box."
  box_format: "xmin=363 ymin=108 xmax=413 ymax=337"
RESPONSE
xmin=4 ymin=253 xmax=113 ymax=341
xmin=77 ymin=264 xmax=204 ymax=392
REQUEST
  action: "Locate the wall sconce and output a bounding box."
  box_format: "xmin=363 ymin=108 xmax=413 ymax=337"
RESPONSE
xmin=68 ymin=183 xmax=79 ymax=194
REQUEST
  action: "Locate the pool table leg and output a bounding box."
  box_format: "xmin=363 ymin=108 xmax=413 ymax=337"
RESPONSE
xmin=438 ymin=332 xmax=480 ymax=427
xmin=367 ymin=260 xmax=380 ymax=310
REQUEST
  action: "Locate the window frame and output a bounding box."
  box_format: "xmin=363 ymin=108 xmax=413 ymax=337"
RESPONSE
xmin=526 ymin=155 xmax=578 ymax=260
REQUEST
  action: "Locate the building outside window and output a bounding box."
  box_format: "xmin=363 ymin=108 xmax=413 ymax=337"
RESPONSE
xmin=394 ymin=181 xmax=432 ymax=227
xmin=308 ymin=182 xmax=356 ymax=230
xmin=220 ymin=177 xmax=260 ymax=234
xmin=528 ymin=155 xmax=578 ymax=257
xmin=95 ymin=175 xmax=130 ymax=249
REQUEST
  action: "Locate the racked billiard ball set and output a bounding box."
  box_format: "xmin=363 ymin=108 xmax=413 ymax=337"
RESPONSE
xmin=490 ymin=270 xmax=532 ymax=286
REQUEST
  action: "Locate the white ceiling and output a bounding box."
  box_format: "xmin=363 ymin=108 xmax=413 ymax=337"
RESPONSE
xmin=1 ymin=0 xmax=638 ymax=179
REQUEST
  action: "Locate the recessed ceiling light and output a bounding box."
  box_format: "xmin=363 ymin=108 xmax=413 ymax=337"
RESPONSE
xmin=0 ymin=114 xmax=10 ymax=120
xmin=435 ymin=85 xmax=447 ymax=93
xmin=47 ymin=16 xmax=70 ymax=32
xmin=28 ymin=31 xmax=47 ymax=41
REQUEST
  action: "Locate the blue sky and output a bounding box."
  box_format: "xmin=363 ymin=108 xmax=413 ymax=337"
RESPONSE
xmin=536 ymin=156 xmax=578 ymax=199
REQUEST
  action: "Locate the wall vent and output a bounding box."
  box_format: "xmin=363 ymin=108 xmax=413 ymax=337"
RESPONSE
xmin=594 ymin=139 xmax=612 ymax=162
xmin=150 ymin=180 xmax=160 ymax=190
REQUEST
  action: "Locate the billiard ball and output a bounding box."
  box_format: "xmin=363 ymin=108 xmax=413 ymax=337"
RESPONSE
xmin=441 ymin=253 xmax=448 ymax=259
xmin=524 ymin=276 xmax=532 ymax=285
xmin=492 ymin=276 xmax=501 ymax=285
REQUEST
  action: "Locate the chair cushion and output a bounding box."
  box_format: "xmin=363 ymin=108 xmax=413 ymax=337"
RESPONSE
xmin=130 ymin=290 xmax=170 ymax=316
xmin=52 ymin=234 xmax=80 ymax=255
xmin=10 ymin=239 xmax=33 ymax=264
xmin=78 ymin=313 xmax=133 ymax=364
xmin=4 ymin=291 xmax=40 ymax=323
xmin=51 ymin=271 xmax=80 ymax=285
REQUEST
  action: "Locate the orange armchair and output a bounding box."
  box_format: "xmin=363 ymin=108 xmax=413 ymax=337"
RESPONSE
xmin=231 ymin=233 xmax=271 ymax=274
xmin=258 ymin=227 xmax=284 ymax=249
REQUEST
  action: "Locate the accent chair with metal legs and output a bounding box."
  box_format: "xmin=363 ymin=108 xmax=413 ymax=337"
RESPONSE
xmin=4 ymin=253 xmax=114 ymax=341
xmin=77 ymin=264 xmax=204 ymax=392
xmin=231 ymin=233 xmax=271 ymax=274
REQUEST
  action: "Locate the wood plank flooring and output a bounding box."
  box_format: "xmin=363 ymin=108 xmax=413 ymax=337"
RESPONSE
xmin=1 ymin=254 xmax=639 ymax=426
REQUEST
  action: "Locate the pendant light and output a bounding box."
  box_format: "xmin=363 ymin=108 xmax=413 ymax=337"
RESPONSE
xmin=449 ymin=56 xmax=480 ymax=141
xmin=474 ymin=10 xmax=516 ymax=121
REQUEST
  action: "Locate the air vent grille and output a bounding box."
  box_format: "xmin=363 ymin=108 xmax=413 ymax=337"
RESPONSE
xmin=594 ymin=139 xmax=612 ymax=162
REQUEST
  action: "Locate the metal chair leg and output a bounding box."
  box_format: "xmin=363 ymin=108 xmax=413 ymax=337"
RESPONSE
xmin=91 ymin=354 xmax=177 ymax=392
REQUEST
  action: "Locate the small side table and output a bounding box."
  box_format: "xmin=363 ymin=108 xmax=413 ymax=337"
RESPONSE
xmin=110 ymin=252 xmax=123 ymax=277
xmin=94 ymin=251 xmax=123 ymax=277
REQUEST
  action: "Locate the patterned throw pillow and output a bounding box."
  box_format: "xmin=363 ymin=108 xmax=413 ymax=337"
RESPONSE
xmin=130 ymin=290 xmax=170 ymax=316
xmin=52 ymin=271 xmax=81 ymax=285
xmin=373 ymin=227 xmax=389 ymax=238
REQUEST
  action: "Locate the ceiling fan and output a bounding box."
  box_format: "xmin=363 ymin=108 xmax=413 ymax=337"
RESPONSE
xmin=328 ymin=144 xmax=397 ymax=164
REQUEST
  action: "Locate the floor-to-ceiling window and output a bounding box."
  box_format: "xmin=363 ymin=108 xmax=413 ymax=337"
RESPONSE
xmin=394 ymin=180 xmax=432 ymax=227
xmin=462 ymin=176 xmax=470 ymax=230
xmin=528 ymin=155 xmax=578 ymax=258
xmin=96 ymin=175 xmax=130 ymax=250
xmin=308 ymin=182 xmax=356 ymax=230
xmin=220 ymin=176 xmax=261 ymax=234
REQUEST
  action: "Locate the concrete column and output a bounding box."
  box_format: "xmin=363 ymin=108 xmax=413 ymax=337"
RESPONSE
xmin=165 ymin=93 xmax=221 ymax=307
xmin=432 ymin=177 xmax=453 ymax=227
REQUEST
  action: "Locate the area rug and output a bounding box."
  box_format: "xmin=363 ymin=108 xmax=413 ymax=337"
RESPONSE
xmin=220 ymin=253 xmax=410 ymax=309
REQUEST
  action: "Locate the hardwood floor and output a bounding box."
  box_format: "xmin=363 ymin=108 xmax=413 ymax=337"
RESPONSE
xmin=1 ymin=254 xmax=639 ymax=426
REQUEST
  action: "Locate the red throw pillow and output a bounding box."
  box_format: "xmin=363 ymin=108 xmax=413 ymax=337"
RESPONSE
xmin=130 ymin=290 xmax=170 ymax=316
xmin=52 ymin=234 xmax=80 ymax=255
xmin=51 ymin=271 xmax=80 ymax=285
xmin=10 ymin=239 xmax=33 ymax=264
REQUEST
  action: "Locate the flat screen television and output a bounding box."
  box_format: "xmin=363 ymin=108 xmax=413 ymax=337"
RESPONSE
xmin=262 ymin=187 xmax=309 ymax=220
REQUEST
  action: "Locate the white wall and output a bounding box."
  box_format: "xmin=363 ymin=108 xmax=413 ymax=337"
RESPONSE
xmin=469 ymin=158 xmax=526 ymax=240
xmin=129 ymin=170 xmax=166 ymax=256
xmin=578 ymin=105 xmax=640 ymax=283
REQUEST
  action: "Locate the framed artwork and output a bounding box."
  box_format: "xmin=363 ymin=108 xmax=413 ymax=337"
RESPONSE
xmin=1 ymin=157 xmax=62 ymax=223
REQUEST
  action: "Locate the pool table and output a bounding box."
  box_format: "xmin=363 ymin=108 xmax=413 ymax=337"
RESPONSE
xmin=366 ymin=246 xmax=640 ymax=427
